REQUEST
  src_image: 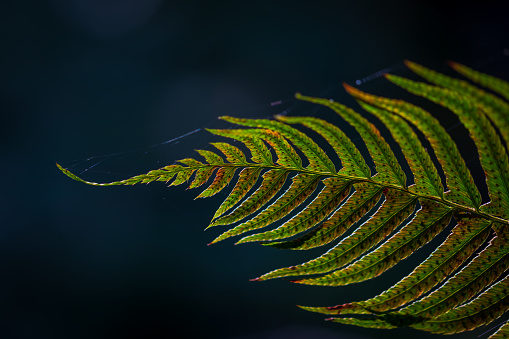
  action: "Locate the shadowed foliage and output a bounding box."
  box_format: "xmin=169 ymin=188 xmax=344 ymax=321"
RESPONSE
xmin=58 ymin=61 xmax=509 ymax=337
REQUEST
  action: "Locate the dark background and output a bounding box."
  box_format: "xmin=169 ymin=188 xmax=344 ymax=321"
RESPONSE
xmin=2 ymin=1 xmax=509 ymax=338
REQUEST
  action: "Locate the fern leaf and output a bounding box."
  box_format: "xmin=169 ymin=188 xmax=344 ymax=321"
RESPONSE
xmin=211 ymin=142 xmax=247 ymax=164
xmin=210 ymin=173 xmax=320 ymax=244
xmin=195 ymin=167 xmax=236 ymax=198
xmin=177 ymin=158 xmax=203 ymax=167
xmin=355 ymin=99 xmax=443 ymax=198
xmin=220 ymin=116 xmax=337 ymax=174
xmin=297 ymin=200 xmax=451 ymax=287
xmin=404 ymin=60 xmax=509 ymax=148
xmin=296 ymin=93 xmax=407 ymax=188
xmin=344 ymin=84 xmax=482 ymax=209
xmin=294 ymin=190 xmax=418 ymax=286
xmin=209 ymin=169 xmax=289 ymax=228
xmin=240 ymin=129 xmax=303 ymax=169
xmin=188 ymin=167 xmax=216 ymax=189
xmin=449 ymin=61 xmax=509 ymax=102
xmin=302 ymin=217 xmax=492 ymax=316
xmin=58 ymin=62 xmax=509 ymax=337
xmin=212 ymin=167 xmax=262 ymax=220
xmin=397 ymin=222 xmax=509 ymax=319
xmin=196 ymin=149 xmax=224 ymax=164
xmin=168 ymin=168 xmax=195 ymax=186
xmin=256 ymin=189 xmax=416 ymax=282
xmin=411 ymin=274 xmax=509 ymax=334
xmin=266 ymin=183 xmax=382 ymax=250
xmin=236 ymin=177 xmax=351 ymax=244
xmin=386 ymin=74 xmax=509 ymax=219
xmin=207 ymin=129 xmax=273 ymax=165
xmin=276 ymin=115 xmax=371 ymax=178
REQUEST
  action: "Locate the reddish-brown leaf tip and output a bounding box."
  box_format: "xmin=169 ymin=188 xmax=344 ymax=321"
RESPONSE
xmin=342 ymin=82 xmax=355 ymax=93
xmin=447 ymin=60 xmax=459 ymax=69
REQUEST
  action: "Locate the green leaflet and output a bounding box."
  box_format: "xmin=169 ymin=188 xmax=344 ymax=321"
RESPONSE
xmin=58 ymin=162 xmax=185 ymax=186
xmin=405 ymin=60 xmax=509 ymax=148
xmin=300 ymin=200 xmax=452 ymax=287
xmin=295 ymin=190 xmax=417 ymax=286
xmin=210 ymin=173 xmax=320 ymax=244
xmin=240 ymin=129 xmax=302 ymax=169
xmin=212 ymin=167 xmax=262 ymax=220
xmin=207 ymin=129 xmax=273 ymax=165
xmin=177 ymin=158 xmax=203 ymax=167
xmin=449 ymin=61 xmax=509 ymax=102
xmin=397 ymin=222 xmax=509 ymax=319
xmin=195 ymin=167 xmax=236 ymax=198
xmin=296 ymin=93 xmax=407 ymax=188
xmin=266 ymin=182 xmax=382 ymax=250
xmin=188 ymin=167 xmax=216 ymax=189
xmin=211 ymin=142 xmax=247 ymax=164
xmin=237 ymin=177 xmax=351 ymax=244
xmin=196 ymin=149 xmax=224 ymax=164
xmin=302 ymin=217 xmax=492 ymax=316
xmin=386 ymin=74 xmax=509 ymax=219
xmin=58 ymin=62 xmax=509 ymax=336
xmin=344 ymin=83 xmax=481 ymax=209
xmin=209 ymin=169 xmax=289 ymax=228
xmin=169 ymin=168 xmax=195 ymax=186
xmin=256 ymin=189 xmax=415 ymax=282
xmin=411 ymin=274 xmax=509 ymax=334
xmin=355 ymin=100 xmax=444 ymax=198
xmin=221 ymin=116 xmax=336 ymax=174
xmin=276 ymin=115 xmax=371 ymax=178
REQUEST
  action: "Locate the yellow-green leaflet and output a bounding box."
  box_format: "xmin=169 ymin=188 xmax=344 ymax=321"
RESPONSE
xmin=386 ymin=74 xmax=509 ymax=219
xmin=405 ymin=60 xmax=509 ymax=148
xmin=449 ymin=61 xmax=509 ymax=101
xmin=344 ymin=83 xmax=481 ymax=209
xmin=266 ymin=183 xmax=381 ymax=250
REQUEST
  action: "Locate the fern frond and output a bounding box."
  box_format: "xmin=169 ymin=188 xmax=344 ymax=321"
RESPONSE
xmin=58 ymin=61 xmax=509 ymax=336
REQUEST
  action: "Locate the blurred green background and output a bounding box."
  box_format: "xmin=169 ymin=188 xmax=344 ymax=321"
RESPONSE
xmin=1 ymin=1 xmax=509 ymax=338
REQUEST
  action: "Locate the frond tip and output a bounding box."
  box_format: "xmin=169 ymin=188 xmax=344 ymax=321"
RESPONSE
xmin=58 ymin=61 xmax=509 ymax=337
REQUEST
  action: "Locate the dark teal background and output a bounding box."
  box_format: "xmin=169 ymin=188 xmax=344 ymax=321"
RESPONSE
xmin=2 ymin=1 xmax=509 ymax=338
